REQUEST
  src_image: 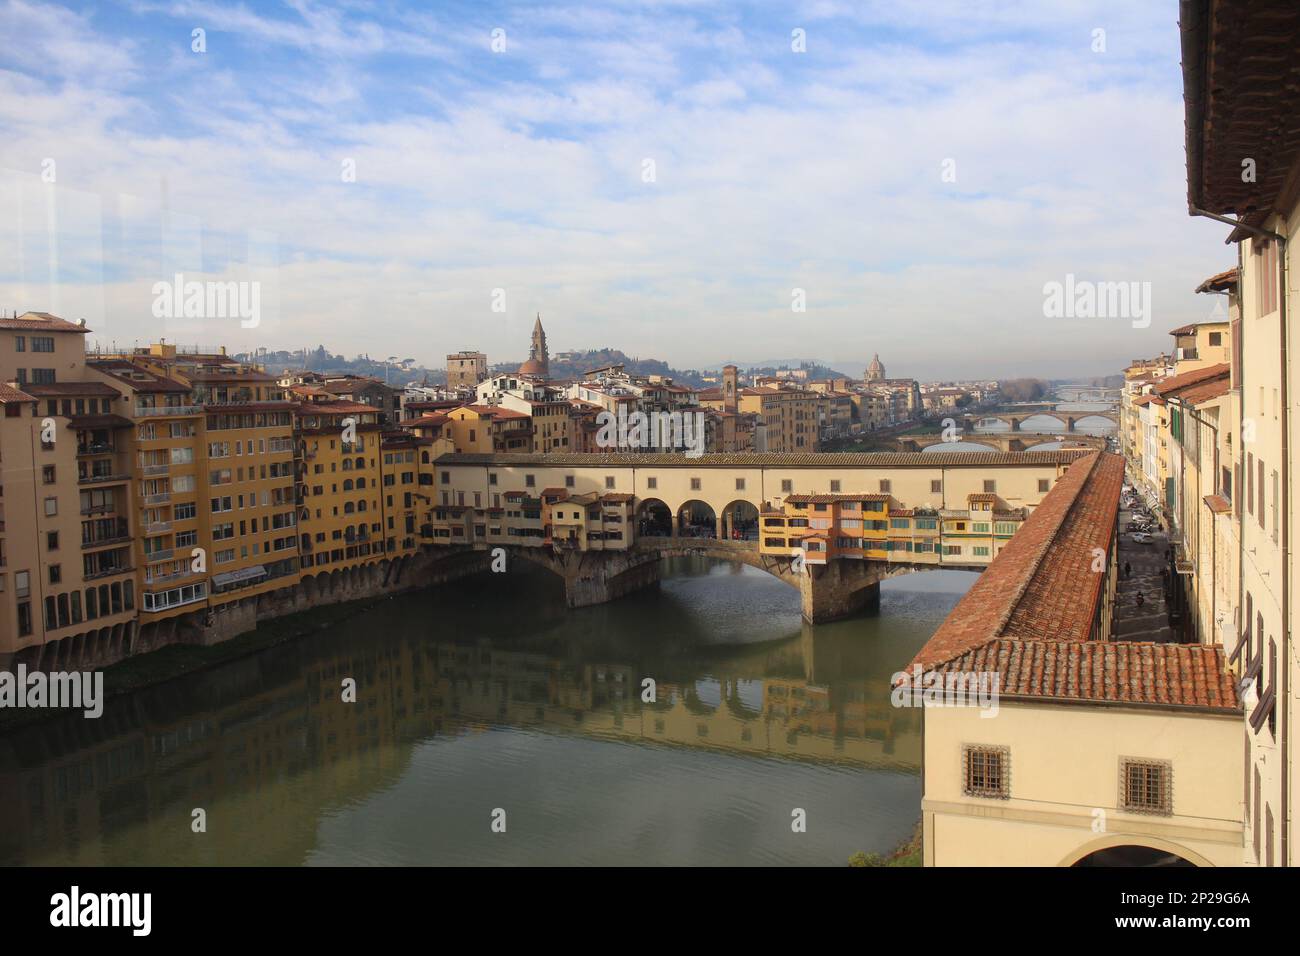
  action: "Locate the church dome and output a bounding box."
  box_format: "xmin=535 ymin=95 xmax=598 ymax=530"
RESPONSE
xmin=518 ymin=358 xmax=545 ymax=376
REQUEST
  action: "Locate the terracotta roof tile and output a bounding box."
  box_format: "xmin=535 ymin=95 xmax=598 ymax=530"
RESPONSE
xmin=927 ymin=640 xmax=1239 ymax=711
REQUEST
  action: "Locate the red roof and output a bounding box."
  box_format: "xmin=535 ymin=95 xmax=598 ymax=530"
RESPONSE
xmin=924 ymin=640 xmax=1239 ymax=711
xmin=0 ymin=312 xmax=90 ymax=333
xmin=1153 ymin=363 xmax=1230 ymax=398
xmin=0 ymin=383 xmax=35 ymax=402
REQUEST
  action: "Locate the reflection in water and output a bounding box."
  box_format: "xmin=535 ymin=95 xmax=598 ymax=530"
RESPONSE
xmin=0 ymin=559 xmax=975 ymax=866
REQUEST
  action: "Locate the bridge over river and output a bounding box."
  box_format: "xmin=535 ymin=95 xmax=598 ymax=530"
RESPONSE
xmin=428 ymin=450 xmax=1092 ymax=622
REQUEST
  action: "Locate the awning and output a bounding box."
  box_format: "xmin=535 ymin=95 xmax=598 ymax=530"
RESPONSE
xmin=211 ymin=565 xmax=267 ymax=588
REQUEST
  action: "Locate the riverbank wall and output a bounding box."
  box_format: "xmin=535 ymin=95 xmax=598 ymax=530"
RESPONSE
xmin=3 ymin=547 xmax=489 ymax=676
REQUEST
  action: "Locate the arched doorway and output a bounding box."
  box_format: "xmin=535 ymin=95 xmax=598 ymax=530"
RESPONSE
xmin=636 ymin=498 xmax=672 ymax=537
xmin=1072 ymin=845 xmax=1195 ymax=867
xmin=677 ymin=500 xmax=717 ymax=538
xmin=721 ymin=500 xmax=759 ymax=540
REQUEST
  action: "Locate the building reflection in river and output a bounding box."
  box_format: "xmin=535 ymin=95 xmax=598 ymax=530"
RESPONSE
xmin=0 ymin=560 xmax=960 ymax=865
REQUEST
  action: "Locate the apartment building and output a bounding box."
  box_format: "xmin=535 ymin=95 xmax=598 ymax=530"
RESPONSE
xmin=738 ymin=386 xmax=819 ymax=453
xmin=294 ymin=398 xmax=384 ymax=573
xmin=1 ymin=314 xmax=138 ymax=670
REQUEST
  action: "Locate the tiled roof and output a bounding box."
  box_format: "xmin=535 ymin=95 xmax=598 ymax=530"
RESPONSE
xmin=89 ymin=360 xmax=190 ymax=393
xmin=0 ymin=312 xmax=90 ymax=333
xmin=1195 ymin=268 xmax=1239 ymax=294
xmin=1153 ymin=363 xmax=1230 ymax=398
xmin=907 ymin=453 xmax=1114 ymax=671
xmin=1002 ymin=453 xmax=1125 ymax=641
xmin=0 ymin=383 xmax=35 ymax=402
xmin=434 ymin=450 xmax=1090 ymax=468
xmin=926 ymin=640 xmax=1239 ymax=712
xmin=902 ymin=452 xmax=1235 ymax=712
xmin=1204 ymin=494 xmax=1232 ymax=515
xmin=1175 ymin=377 xmax=1231 ymax=406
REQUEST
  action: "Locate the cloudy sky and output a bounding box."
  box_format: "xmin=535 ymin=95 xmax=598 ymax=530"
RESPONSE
xmin=0 ymin=0 xmax=1235 ymax=379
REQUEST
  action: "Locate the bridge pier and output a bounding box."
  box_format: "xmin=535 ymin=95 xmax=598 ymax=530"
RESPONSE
xmin=798 ymin=561 xmax=884 ymax=624
xmin=559 ymin=549 xmax=662 ymax=608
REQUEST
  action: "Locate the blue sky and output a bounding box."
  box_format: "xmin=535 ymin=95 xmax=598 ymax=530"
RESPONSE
xmin=0 ymin=0 xmax=1233 ymax=378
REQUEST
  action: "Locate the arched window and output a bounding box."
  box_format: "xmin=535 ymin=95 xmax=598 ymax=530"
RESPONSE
xmin=344 ymin=501 xmax=355 ymax=514
xmin=358 ymin=500 xmax=368 ymax=512
xmin=343 ymin=479 xmax=354 ymax=491
xmin=342 ymin=459 xmax=353 ymax=471
xmin=356 ymin=476 xmax=366 ymax=488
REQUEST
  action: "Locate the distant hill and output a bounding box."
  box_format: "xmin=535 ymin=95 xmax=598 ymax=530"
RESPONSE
xmin=494 ymin=348 xmax=710 ymax=386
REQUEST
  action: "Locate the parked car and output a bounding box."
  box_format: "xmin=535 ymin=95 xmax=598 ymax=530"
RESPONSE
xmin=1130 ymin=531 xmax=1154 ymax=544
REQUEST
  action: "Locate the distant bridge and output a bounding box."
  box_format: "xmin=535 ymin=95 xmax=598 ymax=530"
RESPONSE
xmin=892 ymin=432 xmax=1104 ymax=453
xmin=963 ymin=410 xmax=1117 ymax=433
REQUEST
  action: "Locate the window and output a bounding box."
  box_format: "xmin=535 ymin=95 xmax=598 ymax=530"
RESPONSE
xmin=525 ymin=474 xmax=535 ymax=488
xmin=691 ymin=477 xmax=701 ymax=490
xmin=488 ymin=473 xmax=497 ymax=485
xmin=736 ymin=478 xmax=746 ymax=491
xmin=42 ymin=465 xmax=56 ymax=484
xmin=963 ymin=745 xmax=1009 ymax=798
xmin=1255 ymin=239 xmax=1278 ymax=315
xmin=1120 ymin=758 xmax=1172 ymax=815
xmin=1208 ymin=331 xmax=1222 ymax=346
xmin=879 ymin=479 xmax=891 ymax=493
xmin=31 ymin=336 xmax=54 ymax=352
xmin=828 ymin=480 xmax=840 ymax=493
xmin=15 ymin=571 xmax=31 ymax=598
xmin=930 ymin=480 xmax=941 ymax=494
xmin=1258 ymin=458 xmax=1265 ymax=529
xmin=47 ymin=531 xmax=58 ymax=550
xmin=44 ymin=497 xmax=57 ymax=516
xmin=49 ymin=564 xmax=61 ymax=584
xmin=781 ymin=479 xmax=793 ymax=493
xmin=983 ymin=480 xmax=996 ymax=493
xmin=1038 ymin=479 xmax=1050 ymax=493
xmin=14 ymin=335 xmax=24 ymax=352
xmin=32 ymin=368 xmax=55 ymax=385
xmin=647 ymin=477 xmax=657 ymax=490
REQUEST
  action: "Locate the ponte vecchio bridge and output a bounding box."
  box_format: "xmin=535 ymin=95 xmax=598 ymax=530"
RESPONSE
xmin=427 ymin=450 xmax=1095 ymax=622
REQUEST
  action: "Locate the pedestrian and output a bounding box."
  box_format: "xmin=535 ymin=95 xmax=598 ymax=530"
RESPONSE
xmin=1123 ymin=561 xmax=1131 ymax=578
xmin=1136 ymin=592 xmax=1145 ymax=608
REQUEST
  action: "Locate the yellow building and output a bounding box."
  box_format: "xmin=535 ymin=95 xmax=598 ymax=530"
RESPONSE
xmin=738 ymin=386 xmax=819 ymax=453
xmin=0 ymin=314 xmax=139 ymax=669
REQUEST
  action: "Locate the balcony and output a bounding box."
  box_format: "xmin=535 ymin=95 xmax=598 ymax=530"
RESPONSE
xmin=77 ymin=441 xmax=115 ymax=456
xmin=142 ymin=463 xmax=170 ymax=477
xmin=84 ymin=564 xmax=133 ymax=581
xmin=82 ymin=535 xmax=131 ymax=550
xmin=145 ymin=569 xmax=203 ymax=586
xmin=144 ymin=549 xmax=175 ymax=563
xmin=145 ymin=520 xmax=171 ymax=534
xmin=134 ymin=404 xmax=203 ymax=417
xmin=143 ymin=492 xmax=171 ymax=505
xmin=79 ymin=471 xmax=130 ymax=485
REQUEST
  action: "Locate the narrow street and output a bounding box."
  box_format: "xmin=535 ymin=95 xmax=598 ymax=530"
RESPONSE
xmin=1112 ymin=490 xmax=1174 ymax=643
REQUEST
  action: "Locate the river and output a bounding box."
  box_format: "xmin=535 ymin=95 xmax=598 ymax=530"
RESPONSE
xmin=0 ymin=559 xmax=976 ymax=866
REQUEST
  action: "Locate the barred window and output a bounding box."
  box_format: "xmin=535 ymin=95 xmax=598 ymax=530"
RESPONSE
xmin=1120 ymin=758 xmax=1172 ymax=815
xmin=962 ymin=745 xmax=1009 ymax=798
